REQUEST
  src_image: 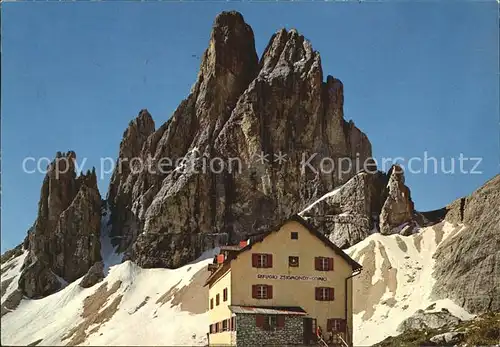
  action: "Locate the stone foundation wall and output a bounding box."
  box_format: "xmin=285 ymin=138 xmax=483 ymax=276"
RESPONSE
xmin=235 ymin=314 xmax=303 ymax=347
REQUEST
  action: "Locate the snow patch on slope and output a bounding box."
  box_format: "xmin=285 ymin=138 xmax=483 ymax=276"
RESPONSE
xmin=300 ymin=185 xmax=343 ymax=215
xmin=348 ymin=221 xmax=473 ymax=345
xmin=2 ymin=210 xmax=473 ymax=346
xmin=1 ymin=249 xmax=218 ymax=346
xmin=1 ymin=251 xmax=27 ymax=305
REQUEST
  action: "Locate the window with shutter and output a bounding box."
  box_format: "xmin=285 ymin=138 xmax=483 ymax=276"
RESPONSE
xmin=216 ymin=294 xmax=220 ymax=306
xmin=252 ymin=284 xmax=271 ymax=299
xmin=222 ymin=319 xmax=228 ymax=331
xmin=231 ymin=317 xmax=236 ymax=331
xmin=316 ymin=257 xmax=334 ymax=271
xmin=257 ymin=254 xmax=267 ymax=268
xmin=252 ymin=253 xmax=272 ymax=268
xmin=265 ymin=315 xmax=278 ymax=330
xmin=327 ymin=319 xmax=345 ymax=332
xmin=320 ymin=257 xmax=329 ymax=271
xmin=255 ymin=284 xmax=268 ymax=299
xmin=320 ymin=287 xmax=328 ymax=301
xmin=315 ymin=287 xmax=335 ymax=301
xmin=210 ymin=298 xmax=213 ymax=309
xmin=223 ymin=288 xmax=228 ymax=301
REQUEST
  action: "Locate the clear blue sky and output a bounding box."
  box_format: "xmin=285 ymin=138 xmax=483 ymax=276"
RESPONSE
xmin=1 ymin=1 xmax=498 ymax=253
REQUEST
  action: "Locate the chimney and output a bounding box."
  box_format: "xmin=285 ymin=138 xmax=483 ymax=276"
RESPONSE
xmin=217 ymin=254 xmax=225 ymax=264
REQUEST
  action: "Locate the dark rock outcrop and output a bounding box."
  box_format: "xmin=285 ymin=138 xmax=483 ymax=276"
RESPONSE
xmin=432 ymin=174 xmax=500 ymax=313
xmin=1 ymin=244 xmax=24 ymax=265
xmin=429 ymin=331 xmax=465 ymax=345
xmin=18 ymin=152 xmax=102 ymax=298
xmin=107 ymin=11 xmax=374 ymax=268
xmin=1 ymin=289 xmax=24 ymax=317
xmin=375 ymin=312 xmax=500 ymax=347
xmin=79 ymin=261 xmax=105 ymax=288
xmin=397 ymin=309 xmax=462 ymax=333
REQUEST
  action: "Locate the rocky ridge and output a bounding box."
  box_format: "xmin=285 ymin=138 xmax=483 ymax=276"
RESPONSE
xmin=300 ymin=165 xmax=416 ymax=248
xmin=432 ymin=174 xmax=500 ymax=313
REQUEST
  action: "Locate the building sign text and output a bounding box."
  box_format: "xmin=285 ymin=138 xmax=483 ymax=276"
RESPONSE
xmin=256 ymin=274 xmax=327 ymax=281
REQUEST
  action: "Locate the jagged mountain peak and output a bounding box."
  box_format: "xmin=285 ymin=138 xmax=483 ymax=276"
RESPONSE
xmin=18 ymin=151 xmax=102 ymax=298
xmin=123 ymin=109 xmax=155 ymax=148
xmin=259 ymin=26 xmax=319 ymax=77
xmin=129 ymin=109 xmax=155 ymax=131
xmin=207 ymin=11 xmax=258 ymax=76
xmin=103 ymin=11 xmax=374 ymax=268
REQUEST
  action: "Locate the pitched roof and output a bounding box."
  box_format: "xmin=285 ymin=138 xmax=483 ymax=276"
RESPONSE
xmin=290 ymin=214 xmax=362 ymax=270
xmin=205 ymin=214 xmax=362 ymax=286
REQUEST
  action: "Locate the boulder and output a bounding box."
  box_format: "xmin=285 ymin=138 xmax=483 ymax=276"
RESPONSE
xmin=397 ymin=309 xmax=462 ymax=333
xmin=429 ymin=332 xmax=465 ymax=345
xmin=79 ymin=261 xmax=105 ymax=288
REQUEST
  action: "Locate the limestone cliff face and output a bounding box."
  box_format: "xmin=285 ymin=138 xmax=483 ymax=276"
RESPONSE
xmin=19 ymin=152 xmax=102 ymax=298
xmin=432 ymin=174 xmax=500 ymax=313
xmin=107 ymin=11 xmax=373 ymax=268
xmin=301 ymin=171 xmax=388 ymax=248
xmin=301 ymin=164 xmax=418 ymax=248
xmin=107 ymin=110 xmax=155 ymax=252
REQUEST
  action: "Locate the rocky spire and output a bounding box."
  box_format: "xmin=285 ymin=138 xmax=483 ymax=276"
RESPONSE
xmin=107 ymin=11 xmax=260 ymax=255
xmin=379 ymin=164 xmax=415 ymax=234
xmin=19 ymin=152 xmax=102 ymax=298
xmin=106 ymin=109 xmax=155 ymax=252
